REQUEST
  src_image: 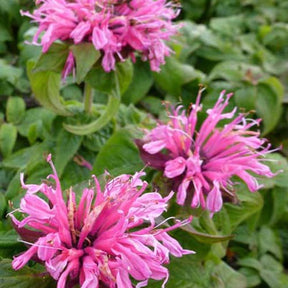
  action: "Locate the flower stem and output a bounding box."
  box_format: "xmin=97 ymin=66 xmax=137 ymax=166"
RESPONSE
xmin=84 ymin=82 xmax=93 ymax=114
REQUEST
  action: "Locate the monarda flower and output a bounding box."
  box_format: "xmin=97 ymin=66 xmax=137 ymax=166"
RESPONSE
xmin=10 ymin=154 xmax=192 ymax=288
xmin=21 ymin=0 xmax=180 ymax=75
xmin=136 ymin=90 xmax=276 ymax=215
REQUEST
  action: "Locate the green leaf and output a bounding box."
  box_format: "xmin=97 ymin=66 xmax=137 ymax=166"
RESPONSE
xmin=6 ymin=97 xmax=26 ymax=125
xmin=0 ymin=123 xmax=17 ymax=158
xmin=210 ymin=260 xmax=247 ymax=288
xmin=0 ymin=59 xmax=22 ymax=85
xmin=86 ymin=67 xmax=116 ymax=94
xmin=16 ymin=108 xmax=56 ymax=140
xmin=259 ymin=153 xmax=288 ymax=189
xmin=208 ymin=61 xmax=263 ymax=83
xmin=223 ymin=185 xmax=263 ymax=230
xmin=0 ymin=193 xmax=6 ymax=218
xmin=270 ymin=186 xmax=288 ymax=225
xmin=5 ymin=170 xmax=22 ymax=200
xmin=153 ymin=57 xmax=205 ymax=96
xmin=148 ymin=257 xmax=246 ymax=288
xmin=2 ymin=141 xmax=53 ymax=170
xmin=54 ymin=130 xmax=82 ymax=177
xmin=239 ymin=267 xmax=261 ymax=287
xmin=260 ymin=254 xmax=283 ymax=288
xmin=0 ymin=24 xmax=11 ymax=42
xmin=27 ymin=61 xmax=72 ymax=116
xmin=33 ymin=42 xmax=69 ymax=73
xmin=210 ymin=15 xmax=245 ymax=36
xmin=238 ymin=258 xmax=262 ymax=271
xmin=0 ymin=259 xmax=56 ymax=288
xmin=122 ymin=61 xmax=153 ymax=104
xmin=0 ymin=230 xmax=21 ymax=248
xmin=234 ymin=86 xmax=257 ymax=112
xmin=115 ymin=60 xmax=133 ymax=95
xmin=70 ymin=43 xmax=101 ymax=84
xmin=258 ymin=226 xmax=282 ymax=260
xmin=256 ymin=77 xmax=283 ymax=135
xmin=92 ymin=127 xmax=144 ymax=176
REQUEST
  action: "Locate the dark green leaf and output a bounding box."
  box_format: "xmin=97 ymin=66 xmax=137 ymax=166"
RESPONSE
xmin=153 ymin=57 xmax=205 ymax=96
xmin=33 ymin=43 xmax=69 ymax=73
xmin=223 ymin=185 xmax=263 ymax=230
xmin=92 ymin=127 xmax=143 ymax=176
xmin=115 ymin=60 xmax=133 ymax=95
xmin=122 ymin=61 xmax=153 ymax=104
xmin=0 ymin=259 xmax=56 ymax=288
xmin=70 ymin=43 xmax=101 ymax=84
xmin=0 ymin=230 xmax=21 ymax=248
xmin=54 ymin=130 xmax=82 ymax=177
xmin=0 ymin=193 xmax=6 ymax=218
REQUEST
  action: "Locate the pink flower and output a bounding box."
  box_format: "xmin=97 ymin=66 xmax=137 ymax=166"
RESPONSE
xmin=136 ymin=90 xmax=276 ymax=215
xmin=21 ymin=0 xmax=180 ymax=75
xmin=11 ymin=155 xmax=193 ymax=288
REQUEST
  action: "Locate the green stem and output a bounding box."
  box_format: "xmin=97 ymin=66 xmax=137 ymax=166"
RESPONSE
xmin=84 ymin=82 xmax=93 ymax=114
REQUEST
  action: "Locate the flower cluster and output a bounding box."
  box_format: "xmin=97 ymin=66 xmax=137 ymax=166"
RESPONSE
xmin=11 ymin=155 xmax=192 ymax=288
xmin=22 ymin=0 xmax=180 ymax=75
xmin=137 ymin=90 xmax=276 ymax=215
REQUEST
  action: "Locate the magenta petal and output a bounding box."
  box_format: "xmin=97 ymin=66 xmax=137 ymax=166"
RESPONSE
xmin=164 ymin=157 xmax=186 ymax=178
xmin=206 ymin=181 xmax=223 ymax=214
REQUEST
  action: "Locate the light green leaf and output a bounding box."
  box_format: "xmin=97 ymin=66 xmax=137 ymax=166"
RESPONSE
xmin=258 ymin=226 xmax=282 ymax=260
xmin=0 ymin=59 xmax=22 ymax=85
xmin=0 ymin=123 xmax=17 ymax=158
xmin=270 ymin=186 xmax=288 ymax=225
xmin=259 ymin=153 xmax=288 ymax=189
xmin=208 ymin=61 xmax=263 ymax=82
xmin=256 ymin=77 xmax=283 ymax=135
xmin=27 ymin=61 xmax=72 ymax=116
xmin=6 ymin=97 xmax=26 ymax=125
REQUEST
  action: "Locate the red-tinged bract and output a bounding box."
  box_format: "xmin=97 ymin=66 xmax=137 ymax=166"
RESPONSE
xmin=137 ymin=90 xmax=276 ymax=215
xmin=10 ymin=154 xmax=192 ymax=288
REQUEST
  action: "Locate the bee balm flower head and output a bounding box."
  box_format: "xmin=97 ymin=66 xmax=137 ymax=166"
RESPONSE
xmin=10 ymin=155 xmax=192 ymax=288
xmin=137 ymin=90 xmax=276 ymax=215
xmin=21 ymin=0 xmax=180 ymax=76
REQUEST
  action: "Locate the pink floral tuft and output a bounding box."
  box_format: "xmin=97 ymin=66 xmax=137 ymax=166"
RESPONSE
xmin=137 ymin=90 xmax=277 ymax=215
xmin=10 ymin=154 xmax=192 ymax=288
xmin=21 ymin=0 xmax=180 ymax=75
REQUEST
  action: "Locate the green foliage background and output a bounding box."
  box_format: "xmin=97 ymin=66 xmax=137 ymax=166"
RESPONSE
xmin=1 ymin=0 xmax=288 ymax=287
